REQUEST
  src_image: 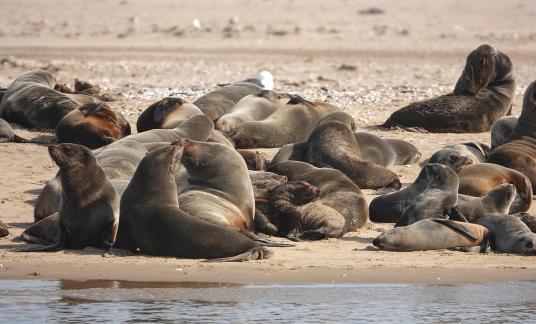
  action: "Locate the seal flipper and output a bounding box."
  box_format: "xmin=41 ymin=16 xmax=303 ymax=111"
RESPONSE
xmin=203 ymin=246 xmax=272 ymax=262
xmin=79 ymin=103 xmax=104 ymax=116
xmin=254 ymin=208 xmax=278 ymax=236
xmin=445 ymin=207 xmax=468 ymax=222
xmin=18 ymin=224 xmax=67 ymax=252
xmin=431 ymin=219 xmax=478 ymax=242
xmin=238 ymin=230 xmax=295 ymax=247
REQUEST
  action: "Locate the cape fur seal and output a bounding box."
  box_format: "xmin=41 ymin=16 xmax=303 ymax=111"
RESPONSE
xmin=263 ymin=160 xmax=369 ymax=240
xmin=369 ymin=163 xmax=459 ymax=223
xmin=513 ymin=213 xmax=536 ymax=233
xmin=382 ymin=44 xmax=515 ymax=132
xmin=373 ymin=219 xmax=489 ymax=252
xmin=116 ymin=141 xmax=272 ymax=261
xmin=477 ymin=213 xmax=536 ymax=255
xmin=354 ymin=132 xmax=421 ymax=167
xmin=270 ymin=111 xmax=401 ymax=190
xmin=426 ymin=142 xmax=490 ymax=170
xmin=56 ymin=103 xmax=131 ymax=149
xmin=0 ymin=117 xmax=32 ymax=143
xmin=229 ymin=97 xmax=339 ymax=149
xmin=456 ymin=183 xmax=516 ymax=223
xmin=491 ymin=116 xmax=518 ymax=149
xmin=215 ymin=90 xmax=283 ymax=133
xmin=135 ymin=97 xmax=203 ymax=132
xmin=21 ymin=144 xmax=119 ymax=252
xmin=237 ymin=150 xmax=268 ymax=170
xmin=0 ymin=70 xmax=99 ymax=129
xmin=458 ymin=163 xmax=533 ymax=214
xmin=178 ymin=139 xmax=256 ymax=231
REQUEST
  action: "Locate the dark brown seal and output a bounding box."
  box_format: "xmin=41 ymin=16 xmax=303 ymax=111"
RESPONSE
xmin=56 ymin=103 xmax=131 ymax=149
xmin=136 ymin=97 xmax=203 ymax=132
xmin=383 ymin=44 xmax=515 ymax=132
xmin=0 ymin=220 xmax=9 ymax=237
xmin=513 ymin=213 xmax=536 ymax=233
xmin=477 ymin=213 xmax=536 ymax=255
xmin=491 ymin=116 xmax=518 ymax=149
xmin=116 ymin=141 xmax=271 ymax=261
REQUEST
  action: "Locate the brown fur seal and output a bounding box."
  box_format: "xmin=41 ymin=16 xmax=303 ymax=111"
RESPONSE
xmin=262 ymin=160 xmax=369 ymax=240
xmin=21 ymin=144 xmax=119 ymax=252
xmin=215 ymin=90 xmax=283 ymax=133
xmin=383 ymin=44 xmax=515 ymax=132
xmin=373 ymin=219 xmax=489 ymax=252
xmin=0 ymin=117 xmax=32 ymax=143
xmin=513 ymin=213 xmax=536 ymax=233
xmin=136 ymin=97 xmax=203 ymax=132
xmin=178 ymin=139 xmax=255 ymax=231
xmin=116 ymin=141 xmax=271 ymax=261
xmin=238 ymin=149 xmax=268 ymax=170
xmin=458 ymin=163 xmax=532 ymax=214
xmin=491 ymin=116 xmax=518 ymax=149
xmin=0 ymin=220 xmax=9 ymax=237
xmin=229 ymin=97 xmax=338 ymax=149
xmin=56 ymin=103 xmax=131 ymax=149
xmin=370 ymin=163 xmax=460 ymax=224
xmin=0 ymin=70 xmax=99 ymax=128
xmin=194 ymin=82 xmax=263 ymax=121
xmin=354 ymin=132 xmax=421 ymax=167
xmin=477 ymin=213 xmax=536 ymax=255
xmin=207 ymin=129 xmax=235 ymax=147
xmin=456 ymin=183 xmax=516 ymax=223
xmin=270 ymin=111 xmax=401 ymax=190
xmin=427 ymin=142 xmax=490 ymax=168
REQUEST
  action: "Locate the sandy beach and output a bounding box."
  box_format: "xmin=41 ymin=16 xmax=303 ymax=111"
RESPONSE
xmin=1 ymin=0 xmax=536 ymax=284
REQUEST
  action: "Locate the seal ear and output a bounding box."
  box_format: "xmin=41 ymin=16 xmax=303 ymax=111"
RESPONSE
xmin=431 ymin=219 xmax=478 ymax=242
xmin=79 ymin=103 xmax=104 ymax=116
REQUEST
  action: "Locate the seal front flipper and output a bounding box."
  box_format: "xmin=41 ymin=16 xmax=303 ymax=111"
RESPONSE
xmin=431 ymin=219 xmax=478 ymax=242
xmin=18 ymin=224 xmax=67 ymax=252
xmin=203 ymin=246 xmax=272 ymax=262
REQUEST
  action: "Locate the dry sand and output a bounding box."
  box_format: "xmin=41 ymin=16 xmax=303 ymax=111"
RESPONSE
xmin=1 ymin=0 xmax=536 ymax=284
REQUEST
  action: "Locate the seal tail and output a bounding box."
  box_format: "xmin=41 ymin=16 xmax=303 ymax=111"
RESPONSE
xmin=204 ymin=247 xmax=272 ymax=262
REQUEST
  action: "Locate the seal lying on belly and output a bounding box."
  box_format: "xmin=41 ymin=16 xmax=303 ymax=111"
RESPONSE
xmin=456 ymin=183 xmax=516 ymax=223
xmin=21 ymin=144 xmax=119 ymax=252
xmin=56 ymin=103 xmax=131 ymax=149
xmin=0 ymin=70 xmax=99 ymax=129
xmin=354 ymin=133 xmax=421 ymax=167
xmin=116 ymin=141 xmax=271 ymax=261
xmin=382 ymin=44 xmax=515 ymax=133
xmin=136 ymin=97 xmax=204 ymax=132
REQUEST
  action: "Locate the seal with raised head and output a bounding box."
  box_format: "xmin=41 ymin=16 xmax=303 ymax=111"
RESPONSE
xmin=116 ymin=141 xmax=271 ymax=261
xmin=373 ymin=219 xmax=489 ymax=252
xmin=229 ymin=96 xmax=338 ymax=149
xmin=491 ymin=116 xmax=518 ymax=149
xmin=457 ymin=163 xmax=532 ymax=214
xmin=0 ymin=117 xmax=32 ymax=143
xmin=0 ymin=70 xmax=99 ymax=129
xmin=56 ymin=102 xmax=131 ymax=149
xmin=178 ymin=139 xmax=255 ymax=231
xmin=136 ymin=97 xmax=203 ymax=132
xmin=263 ymin=160 xmax=369 ymax=240
xmin=354 ymin=132 xmax=421 ymax=167
xmin=477 ymin=213 xmax=536 ymax=255
xmin=426 ymin=142 xmax=490 ymax=168
xmin=382 ymin=44 xmax=515 ymax=132
xmin=215 ymin=90 xmax=283 ymax=133
xmin=271 ymin=111 xmax=401 ymax=190
xmin=370 ymin=163 xmax=460 ymax=224
xmin=456 ymin=183 xmax=516 ymax=223
xmin=21 ymin=143 xmax=119 ymax=252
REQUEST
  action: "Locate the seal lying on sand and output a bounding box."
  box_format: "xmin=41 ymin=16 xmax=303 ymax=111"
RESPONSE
xmin=373 ymin=219 xmax=489 ymax=252
xmin=456 ymin=183 xmax=516 ymax=223
xmin=382 ymin=44 xmax=515 ymax=132
xmin=370 ymin=163 xmax=459 ymax=223
xmin=229 ymin=97 xmax=338 ymax=149
xmin=116 ymin=141 xmax=272 ymax=261
xmin=0 ymin=117 xmax=32 ymax=143
xmin=477 ymin=213 xmax=536 ymax=255
xmin=512 ymin=213 xmax=536 ymax=233
xmin=353 ymin=132 xmax=421 ymax=167
xmin=21 ymin=144 xmax=119 ymax=252
xmin=270 ymin=111 xmax=401 ymax=190
xmin=0 ymin=70 xmax=99 ymax=128
xmin=56 ymin=103 xmax=131 ymax=148
xmin=426 ymin=142 xmax=490 ymax=168
xmin=263 ymin=160 xmax=368 ymax=240
xmin=136 ymin=97 xmax=203 ymax=132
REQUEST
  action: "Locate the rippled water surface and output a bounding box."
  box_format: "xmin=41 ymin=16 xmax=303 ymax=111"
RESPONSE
xmin=1 ymin=279 xmax=536 ymax=322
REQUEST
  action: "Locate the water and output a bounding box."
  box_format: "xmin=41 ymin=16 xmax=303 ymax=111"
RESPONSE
xmin=1 ymin=279 xmax=536 ymax=323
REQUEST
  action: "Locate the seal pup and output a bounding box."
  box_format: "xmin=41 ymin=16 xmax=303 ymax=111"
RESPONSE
xmin=382 ymin=44 xmax=515 ymax=132
xmin=238 ymin=150 xmax=268 ymax=170
xmin=354 ymin=132 xmax=421 ymax=167
xmin=135 ymin=97 xmax=203 ymax=132
xmin=0 ymin=70 xmax=99 ymax=128
xmin=116 ymin=141 xmax=271 ymax=261
xmin=56 ymin=103 xmax=131 ymax=149
xmin=458 ymin=163 xmax=532 ymax=214
xmin=370 ymin=163 xmax=460 ymax=223
xmin=0 ymin=117 xmax=32 ymax=143
xmin=426 ymin=142 xmax=490 ymax=168
xmin=456 ymin=183 xmax=516 ymax=223
xmin=373 ymin=219 xmax=489 ymax=252
xmin=477 ymin=213 xmax=536 ymax=255
xmin=229 ymin=96 xmax=339 ymax=149
xmin=491 ymin=116 xmax=518 ymax=148
xmin=270 ymin=111 xmax=401 ymax=190
xmin=512 ymin=213 xmax=536 ymax=233
xmin=264 ymin=160 xmax=369 ymax=240
xmin=21 ymin=144 xmax=119 ymax=252
xmin=215 ymin=90 xmax=283 ymax=133
xmin=178 ymin=139 xmax=256 ymax=231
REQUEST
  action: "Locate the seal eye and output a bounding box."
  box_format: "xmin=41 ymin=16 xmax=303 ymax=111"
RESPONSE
xmin=63 ymin=146 xmax=72 ymax=154
xmin=527 ymin=241 xmax=534 ymax=249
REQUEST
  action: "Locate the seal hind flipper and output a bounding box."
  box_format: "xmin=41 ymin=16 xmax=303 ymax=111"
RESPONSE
xmin=445 ymin=207 xmax=468 ymax=222
xmin=431 ymin=219 xmax=478 ymax=242
xmin=238 ymin=230 xmax=295 ymax=247
xmin=12 ymin=134 xmax=33 ymax=143
xmin=19 ymin=233 xmax=54 ymax=245
xmin=203 ymin=246 xmax=272 ymax=262
xmin=18 ymin=224 xmax=67 ymax=252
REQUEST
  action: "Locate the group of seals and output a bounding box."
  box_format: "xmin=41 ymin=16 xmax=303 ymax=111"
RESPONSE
xmin=383 ymin=44 xmax=515 ymax=132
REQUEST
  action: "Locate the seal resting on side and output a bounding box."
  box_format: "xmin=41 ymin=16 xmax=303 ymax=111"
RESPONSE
xmin=0 ymin=117 xmax=32 ymax=143
xmin=382 ymin=44 xmax=515 ymax=132
xmin=373 ymin=219 xmax=489 ymax=252
xmin=477 ymin=213 xmax=536 ymax=255
xmin=116 ymin=141 xmax=271 ymax=261
xmin=353 ymin=132 xmax=421 ymax=167
xmin=136 ymin=97 xmax=203 ymax=132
